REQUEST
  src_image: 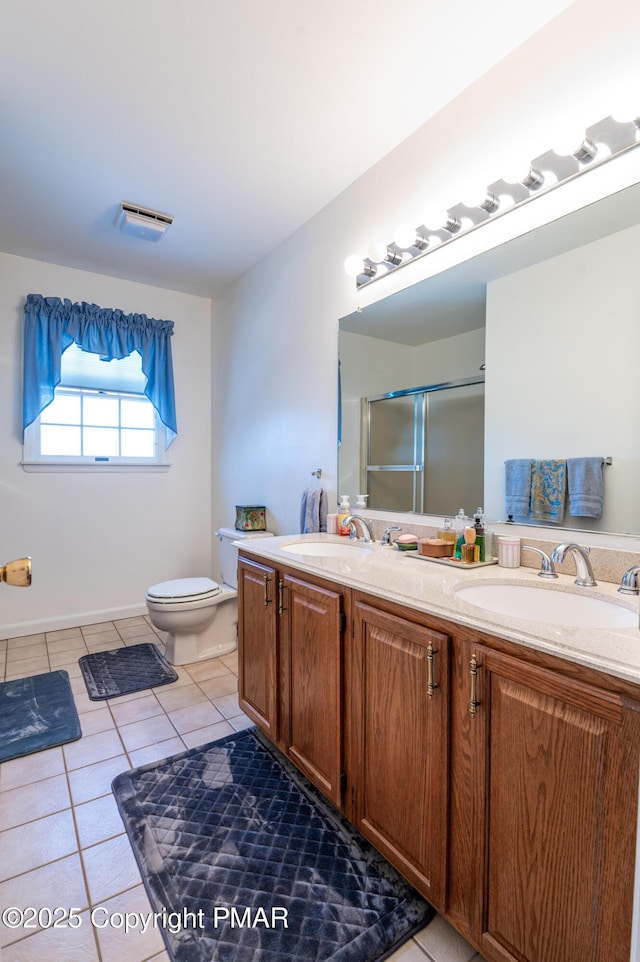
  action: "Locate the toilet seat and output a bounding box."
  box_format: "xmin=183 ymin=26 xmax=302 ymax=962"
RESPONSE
xmin=146 ymin=577 xmax=222 ymax=604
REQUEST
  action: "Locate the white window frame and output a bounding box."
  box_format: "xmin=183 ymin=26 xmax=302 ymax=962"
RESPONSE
xmin=22 ymin=385 xmax=171 ymax=472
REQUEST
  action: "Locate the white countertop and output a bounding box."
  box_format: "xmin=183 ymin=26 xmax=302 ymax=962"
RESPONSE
xmin=237 ymin=533 xmax=640 ymax=688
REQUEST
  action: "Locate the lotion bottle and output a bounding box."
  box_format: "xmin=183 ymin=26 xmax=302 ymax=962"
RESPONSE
xmin=473 ymin=508 xmax=486 ymax=562
xmin=338 ymin=495 xmax=352 ymax=537
xmin=454 ymin=508 xmax=468 ymax=559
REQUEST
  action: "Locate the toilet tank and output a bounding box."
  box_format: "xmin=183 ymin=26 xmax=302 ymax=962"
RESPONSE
xmin=216 ymin=528 xmax=273 ymax=589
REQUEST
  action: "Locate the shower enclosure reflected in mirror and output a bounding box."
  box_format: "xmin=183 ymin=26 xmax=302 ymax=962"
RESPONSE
xmin=359 ymin=378 xmax=484 ymax=514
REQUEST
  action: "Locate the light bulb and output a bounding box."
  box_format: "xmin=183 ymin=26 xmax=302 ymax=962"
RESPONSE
xmin=368 ymin=240 xmax=390 ymax=263
xmin=344 ymin=255 xmax=365 ymax=277
xmin=610 ymin=95 xmax=640 ymax=125
xmin=394 ymin=223 xmax=427 ymax=250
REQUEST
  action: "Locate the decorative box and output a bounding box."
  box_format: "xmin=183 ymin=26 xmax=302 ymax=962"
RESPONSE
xmin=235 ymin=505 xmax=267 ymax=531
xmin=418 ymin=538 xmax=455 ymax=558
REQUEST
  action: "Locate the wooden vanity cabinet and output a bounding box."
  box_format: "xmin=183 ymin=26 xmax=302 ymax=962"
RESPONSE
xmin=350 ymin=595 xmax=450 ymax=911
xmin=238 ymin=553 xmax=347 ymax=808
xmin=461 ymin=638 xmax=640 ymax=962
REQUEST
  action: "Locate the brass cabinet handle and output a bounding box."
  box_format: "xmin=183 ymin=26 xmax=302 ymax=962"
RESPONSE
xmin=278 ymin=579 xmax=286 ymax=615
xmin=263 ymin=574 xmax=271 ymax=607
xmin=426 ymin=644 xmax=438 ymax=697
xmin=469 ymin=653 xmax=481 ymax=715
xmin=0 ymin=557 xmax=32 ymax=588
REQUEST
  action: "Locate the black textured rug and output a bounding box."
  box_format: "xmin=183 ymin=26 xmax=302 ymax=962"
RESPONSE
xmin=112 ymin=729 xmax=434 ymax=962
xmin=79 ymin=642 xmax=178 ymax=700
xmin=0 ymin=670 xmax=82 ymax=762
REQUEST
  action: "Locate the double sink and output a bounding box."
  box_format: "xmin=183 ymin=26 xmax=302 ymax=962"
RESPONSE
xmin=280 ymin=538 xmax=637 ymax=630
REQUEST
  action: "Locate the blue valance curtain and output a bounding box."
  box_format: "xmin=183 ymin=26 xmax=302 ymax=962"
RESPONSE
xmin=23 ymin=294 xmax=177 ymax=447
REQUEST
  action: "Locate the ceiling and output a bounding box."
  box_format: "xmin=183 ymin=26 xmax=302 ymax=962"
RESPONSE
xmin=0 ymin=0 xmax=575 ymax=299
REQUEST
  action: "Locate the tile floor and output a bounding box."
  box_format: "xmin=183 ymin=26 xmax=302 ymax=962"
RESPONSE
xmin=0 ymin=616 xmax=487 ymax=962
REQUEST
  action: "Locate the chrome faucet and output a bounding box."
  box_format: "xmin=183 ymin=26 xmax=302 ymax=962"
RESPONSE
xmin=522 ymin=545 xmax=557 ymax=579
xmin=550 ymin=543 xmax=597 ymax=587
xmin=343 ymin=516 xmax=375 ymax=543
xmin=618 ymin=565 xmax=640 ymax=595
xmin=381 ymin=525 xmax=402 ymax=546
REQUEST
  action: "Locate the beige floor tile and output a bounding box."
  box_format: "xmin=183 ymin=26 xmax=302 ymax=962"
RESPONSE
xmin=75 ymin=793 xmax=125 ymax=849
xmin=414 ymin=914 xmax=479 ymax=962
xmin=84 ymin=638 xmax=125 ymax=654
xmin=181 ymin=720 xmax=234 ymax=748
xmin=117 ymin=623 xmax=156 ymax=640
xmin=0 ymin=810 xmax=77 ymax=881
xmin=198 ymin=673 xmax=238 ymax=699
xmin=106 ymin=688 xmax=156 ymax=707
xmin=229 ymin=712 xmax=255 ymax=733
xmin=76 ymin=706 xmax=116 ymax=737
xmin=183 ymin=659 xmax=232 ymax=682
xmin=386 ymin=938 xmax=430 ymax=961
xmin=0 ymin=746 xmax=65 ymax=792
xmin=61 ymin=661 xmax=83 ymax=680
xmin=2 ymin=910 xmax=100 ymax=961
xmin=123 ymin=632 xmax=161 ymax=646
xmin=210 ymin=691 xmax=241 ymax=719
xmin=6 ymin=634 xmax=45 ymax=650
xmin=118 ymin=714 xmax=178 ymax=753
xmin=49 ymin=649 xmax=86 ymax=670
xmin=155 ymin=683 xmax=208 ymax=713
xmin=82 ymin=833 xmax=142 ymax=905
xmin=0 ymin=773 xmax=70 ymax=831
xmin=0 ymin=854 xmax=89 ymax=947
xmin=114 ymin=616 xmax=148 ymax=629
xmin=156 ymin=667 xmax=194 ymax=690
xmin=110 ymin=693 xmax=164 ymax=727
xmin=93 ymin=885 xmax=166 ymax=962
xmin=44 ymin=627 xmax=82 ymax=643
xmin=46 ymin=635 xmax=88 ymax=655
xmin=81 ymin=621 xmax=115 ymax=636
xmin=63 ymin=728 xmax=124 ymax=771
xmin=6 ymin=641 xmax=47 ymax=664
xmin=167 ymin=701 xmax=225 ymax=735
xmin=127 ymin=737 xmax=186 ymax=769
xmin=67 ymin=755 xmax=130 ymax=806
xmin=220 ymin=651 xmax=239 ymax=674
xmin=4 ymin=655 xmax=50 ymax=678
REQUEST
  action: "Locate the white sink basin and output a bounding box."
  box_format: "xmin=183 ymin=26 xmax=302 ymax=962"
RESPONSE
xmin=280 ymin=540 xmax=374 ymax=558
xmin=455 ymin=582 xmax=637 ymax=629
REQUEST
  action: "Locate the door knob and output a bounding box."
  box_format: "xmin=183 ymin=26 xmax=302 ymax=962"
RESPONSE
xmin=0 ymin=557 xmax=32 ymax=587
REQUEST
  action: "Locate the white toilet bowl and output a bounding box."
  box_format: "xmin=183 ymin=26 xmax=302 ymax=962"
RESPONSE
xmin=145 ymin=528 xmax=273 ymax=665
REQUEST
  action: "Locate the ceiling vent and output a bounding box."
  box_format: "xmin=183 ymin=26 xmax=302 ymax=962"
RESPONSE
xmin=116 ymin=202 xmax=174 ymax=242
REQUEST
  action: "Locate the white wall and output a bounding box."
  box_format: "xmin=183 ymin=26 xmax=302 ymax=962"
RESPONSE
xmin=211 ymin=0 xmax=640 ymax=547
xmin=0 ymin=252 xmax=212 ymax=637
xmin=484 ymin=222 xmax=640 ymax=533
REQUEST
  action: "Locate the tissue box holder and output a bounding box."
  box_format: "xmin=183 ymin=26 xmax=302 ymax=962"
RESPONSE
xmin=235 ymin=506 xmax=266 ymax=531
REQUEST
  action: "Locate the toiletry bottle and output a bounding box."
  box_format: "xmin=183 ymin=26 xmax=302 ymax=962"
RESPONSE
xmin=462 ymin=527 xmax=479 ymax=563
xmin=438 ymin=517 xmax=456 ymax=544
xmin=338 ymin=496 xmax=351 ymax=537
xmin=454 ymin=508 xmax=468 ymax=559
xmin=473 ymin=508 xmax=486 ymax=562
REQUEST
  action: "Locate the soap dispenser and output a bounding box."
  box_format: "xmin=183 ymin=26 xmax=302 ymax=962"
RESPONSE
xmin=338 ymin=495 xmax=352 ymax=537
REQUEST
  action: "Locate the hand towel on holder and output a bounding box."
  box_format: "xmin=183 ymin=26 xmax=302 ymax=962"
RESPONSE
xmin=530 ymin=459 xmax=567 ymax=524
xmin=567 ymin=457 xmax=604 ymax=518
xmin=300 ymin=487 xmax=328 ymax=534
xmin=504 ymin=459 xmax=532 ymax=519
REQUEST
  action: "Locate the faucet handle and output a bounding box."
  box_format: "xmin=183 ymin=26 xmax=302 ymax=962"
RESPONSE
xmin=381 ymin=525 xmax=401 ymax=546
xmin=522 ymin=545 xmax=558 ymax=579
xmin=619 ymin=564 xmax=640 ymax=595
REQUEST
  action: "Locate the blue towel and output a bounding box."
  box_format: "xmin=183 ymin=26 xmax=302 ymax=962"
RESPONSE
xmin=504 ymin=459 xmax=532 ymax=518
xmin=300 ymin=488 xmax=328 ymax=534
xmin=567 ymin=457 xmax=604 ymax=518
xmin=530 ymin=459 xmax=567 ymax=523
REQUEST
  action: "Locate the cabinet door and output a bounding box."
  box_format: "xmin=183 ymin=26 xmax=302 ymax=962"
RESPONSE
xmin=470 ymin=644 xmax=640 ymax=962
xmin=352 ymin=600 xmax=449 ymax=909
xmin=237 ymin=558 xmax=279 ymax=739
xmin=281 ymin=574 xmax=344 ymax=807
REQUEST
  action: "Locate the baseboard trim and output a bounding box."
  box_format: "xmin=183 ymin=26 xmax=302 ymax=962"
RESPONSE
xmin=2 ymin=603 xmax=149 ymax=640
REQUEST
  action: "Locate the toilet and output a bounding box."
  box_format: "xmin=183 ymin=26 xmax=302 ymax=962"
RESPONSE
xmin=145 ymin=527 xmax=273 ymax=665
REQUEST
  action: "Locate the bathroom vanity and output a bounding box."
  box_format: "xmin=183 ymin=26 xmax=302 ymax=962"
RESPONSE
xmin=237 ymin=535 xmax=640 ymax=962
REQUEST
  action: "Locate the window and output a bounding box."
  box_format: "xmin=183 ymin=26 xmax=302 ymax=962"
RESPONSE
xmin=23 ymin=345 xmax=169 ymax=469
xmin=22 ymin=294 xmax=177 ymax=471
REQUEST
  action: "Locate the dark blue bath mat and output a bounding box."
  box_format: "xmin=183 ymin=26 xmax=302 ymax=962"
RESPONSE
xmin=79 ymin=642 xmax=178 ymax=700
xmin=112 ymin=728 xmax=434 ymax=962
xmin=0 ymin=670 xmax=82 ymax=763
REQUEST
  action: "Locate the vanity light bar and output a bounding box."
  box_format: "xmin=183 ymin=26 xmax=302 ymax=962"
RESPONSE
xmin=344 ymin=112 xmax=640 ymax=289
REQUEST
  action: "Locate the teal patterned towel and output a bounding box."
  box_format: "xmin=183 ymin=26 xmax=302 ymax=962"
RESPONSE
xmin=530 ymin=459 xmax=567 ymax=523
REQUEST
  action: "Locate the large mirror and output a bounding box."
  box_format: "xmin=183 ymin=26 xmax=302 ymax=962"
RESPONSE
xmin=339 ymin=177 xmax=640 ymax=535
